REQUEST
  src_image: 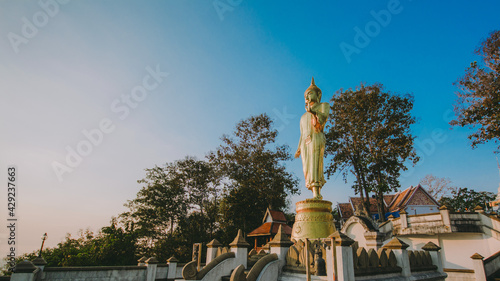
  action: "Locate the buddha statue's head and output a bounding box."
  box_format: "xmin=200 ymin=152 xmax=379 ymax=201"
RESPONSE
xmin=304 ymin=77 xmax=322 ymax=104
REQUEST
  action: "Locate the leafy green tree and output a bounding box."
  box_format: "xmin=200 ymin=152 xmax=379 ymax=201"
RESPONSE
xmin=122 ymin=163 xmax=188 ymax=242
xmin=120 ymin=156 xmax=220 ymax=259
xmin=1 ymin=220 xmax=138 ymax=275
xmin=451 ymin=30 xmax=500 ymax=152
xmin=325 ymin=83 xmax=418 ymax=221
xmin=174 ymin=157 xmax=222 ymax=238
xmin=92 ymin=218 xmax=138 ymax=265
xmin=208 ymin=113 xmax=299 ymax=242
xmin=439 ymin=187 xmax=496 ymax=212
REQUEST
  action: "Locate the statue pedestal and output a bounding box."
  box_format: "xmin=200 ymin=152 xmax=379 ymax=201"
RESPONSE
xmin=291 ymin=199 xmax=336 ymax=240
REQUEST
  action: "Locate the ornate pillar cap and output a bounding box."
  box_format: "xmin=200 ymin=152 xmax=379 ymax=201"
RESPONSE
xmin=422 ymin=242 xmax=441 ymax=251
xmin=328 ymin=231 xmax=355 ymax=246
xmin=269 ymin=225 xmax=293 ymax=247
xmin=14 ymin=260 xmax=37 ymax=273
xmin=206 ymin=239 xmax=222 ymax=248
xmin=230 ymin=229 xmax=250 ymax=248
xmin=167 ymin=256 xmax=178 ymax=263
xmin=382 ymin=237 xmax=409 ymax=250
xmin=145 ymin=257 xmax=159 ymax=264
xmin=470 ymin=253 xmax=484 ymax=260
xmin=32 ymin=256 xmax=47 ymax=266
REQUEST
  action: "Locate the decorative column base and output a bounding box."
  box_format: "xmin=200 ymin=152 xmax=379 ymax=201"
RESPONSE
xmin=292 ymin=199 xmax=336 ymax=240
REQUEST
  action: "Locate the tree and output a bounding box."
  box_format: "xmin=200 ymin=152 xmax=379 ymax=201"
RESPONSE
xmin=173 ymin=157 xmax=222 ymax=239
xmin=325 ymin=83 xmax=419 ymax=221
xmin=208 ymin=113 xmax=299 ymax=242
xmin=439 ymin=187 xmax=496 ymax=212
xmin=120 ymin=156 xmax=220 ymax=259
xmin=451 ymin=30 xmax=500 ymax=152
xmin=121 ymin=162 xmax=188 ymax=242
xmin=419 ymin=174 xmax=455 ymax=200
xmin=1 ymin=220 xmax=138 ymax=275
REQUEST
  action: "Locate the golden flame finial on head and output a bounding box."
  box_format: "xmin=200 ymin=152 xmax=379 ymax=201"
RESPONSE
xmin=305 ymin=76 xmax=322 ymax=101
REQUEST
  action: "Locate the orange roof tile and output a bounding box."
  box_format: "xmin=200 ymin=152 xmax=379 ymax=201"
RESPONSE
xmin=268 ymin=210 xmax=287 ymax=223
xmin=247 ymin=222 xmax=292 ymax=237
xmin=349 ymin=197 xmax=379 ymax=214
xmin=384 ymin=195 xmax=395 ymax=205
xmin=338 ymin=184 xmax=440 ymax=219
xmin=338 ymin=203 xmax=354 ymax=219
xmin=387 ymin=186 xmax=414 ymax=212
xmin=404 ymin=184 xmax=440 ymax=206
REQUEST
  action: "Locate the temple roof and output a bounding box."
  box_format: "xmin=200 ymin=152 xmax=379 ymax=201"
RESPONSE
xmin=263 ymin=208 xmax=287 ymax=223
xmin=247 ymin=222 xmax=292 ymax=237
xmin=248 ymin=208 xmax=290 ymax=237
xmin=386 ymin=184 xmax=439 ymax=212
xmin=337 ymin=184 xmax=440 ymax=220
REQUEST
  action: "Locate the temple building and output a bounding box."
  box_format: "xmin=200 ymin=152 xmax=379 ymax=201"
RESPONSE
xmin=247 ymin=208 xmax=292 ymax=251
xmin=337 ymin=184 xmax=441 ymax=226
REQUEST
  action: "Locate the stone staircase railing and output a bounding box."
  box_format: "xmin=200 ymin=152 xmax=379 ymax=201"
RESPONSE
xmin=230 ymin=253 xmax=279 ymax=281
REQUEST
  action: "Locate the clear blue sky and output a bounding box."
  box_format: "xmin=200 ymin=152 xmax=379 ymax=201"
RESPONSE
xmin=1 ymin=0 xmax=499 ymax=257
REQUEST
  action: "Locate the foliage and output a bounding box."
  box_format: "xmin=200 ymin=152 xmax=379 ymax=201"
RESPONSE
xmin=208 ymin=113 xmax=299 ymax=242
xmin=120 ymin=156 xmax=220 ymax=261
xmin=1 ymin=220 xmax=138 ymax=275
xmin=331 ymin=208 xmax=341 ymax=230
xmin=451 ymin=30 xmax=500 ymax=152
xmin=419 ymin=174 xmax=455 ymax=200
xmin=325 ymin=83 xmax=418 ymax=220
xmin=439 ymin=187 xmax=496 ymax=212
xmin=3 ymin=114 xmax=299 ymax=269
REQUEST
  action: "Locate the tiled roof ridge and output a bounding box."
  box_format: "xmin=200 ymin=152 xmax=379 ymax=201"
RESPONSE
xmin=263 ymin=208 xmax=287 ymax=223
xmin=411 ymin=184 xmax=440 ymax=206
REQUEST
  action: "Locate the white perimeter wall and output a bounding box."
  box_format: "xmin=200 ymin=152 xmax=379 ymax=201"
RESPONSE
xmin=394 ymin=233 xmax=500 ymax=270
xmin=439 ymin=233 xmax=488 ymax=270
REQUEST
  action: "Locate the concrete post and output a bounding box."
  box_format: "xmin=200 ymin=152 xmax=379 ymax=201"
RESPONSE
xmin=325 ymin=238 xmax=335 ymax=281
xmin=269 ymin=225 xmax=293 ymax=275
xmin=10 ymin=260 xmax=37 ymax=281
xmin=32 ymin=256 xmax=47 ymax=272
xmin=305 ymin=238 xmax=311 ymax=281
xmin=400 ymin=209 xmax=408 ymax=228
xmin=329 ymin=231 xmax=355 ymax=281
xmin=195 ymin=243 xmax=202 ymax=271
xmin=230 ymin=229 xmax=250 ymax=269
xmin=422 ymin=241 xmax=444 ymax=273
xmin=471 ymin=253 xmax=487 ymax=281
xmin=383 ymin=237 xmax=411 ymax=277
xmin=145 ymin=257 xmax=158 ymax=281
xmin=440 ymin=205 xmax=451 ymax=228
xmin=167 ymin=256 xmax=178 ymax=280
xmin=206 ymin=239 xmax=222 ymax=264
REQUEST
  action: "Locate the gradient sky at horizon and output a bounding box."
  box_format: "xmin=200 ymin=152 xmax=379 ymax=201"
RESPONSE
xmin=1 ymin=0 xmax=500 ymax=258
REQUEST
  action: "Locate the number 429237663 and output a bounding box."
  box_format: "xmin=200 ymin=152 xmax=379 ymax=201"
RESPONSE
xmin=7 ymin=167 xmax=16 ymax=217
